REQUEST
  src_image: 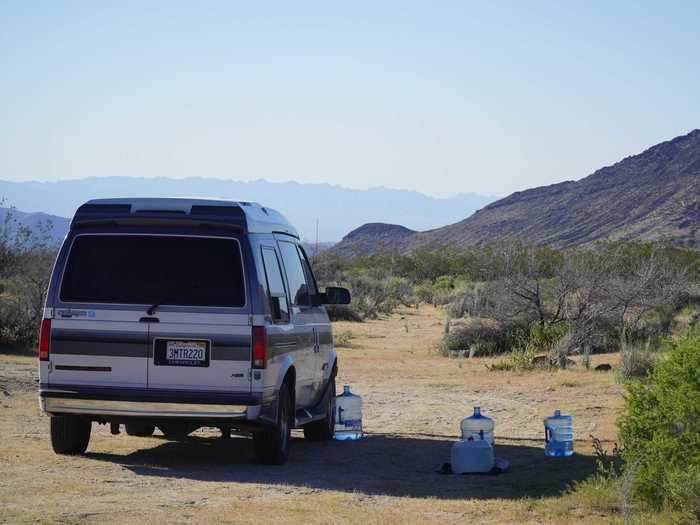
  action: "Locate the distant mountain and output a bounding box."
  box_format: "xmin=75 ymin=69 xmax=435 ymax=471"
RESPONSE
xmin=333 ymin=129 xmax=700 ymax=255
xmin=0 ymin=178 xmax=494 ymax=242
xmin=0 ymin=207 xmax=70 ymax=245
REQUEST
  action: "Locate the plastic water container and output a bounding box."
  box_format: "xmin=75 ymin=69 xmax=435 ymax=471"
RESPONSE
xmin=460 ymin=406 xmax=495 ymax=445
xmin=451 ymin=438 xmax=495 ymax=473
xmin=334 ymin=385 xmax=363 ymax=440
xmin=544 ymin=410 xmax=574 ymax=457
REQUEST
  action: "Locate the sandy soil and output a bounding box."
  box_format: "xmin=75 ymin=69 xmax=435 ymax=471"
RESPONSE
xmin=0 ymin=306 xmax=624 ymax=524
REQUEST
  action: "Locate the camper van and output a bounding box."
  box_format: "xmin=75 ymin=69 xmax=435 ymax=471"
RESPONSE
xmin=38 ymin=198 xmax=350 ymax=464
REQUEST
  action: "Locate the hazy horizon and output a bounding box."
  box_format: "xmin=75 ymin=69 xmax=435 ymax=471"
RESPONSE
xmin=1 ymin=174 xmax=497 ymax=200
xmin=2 ymin=2 xmax=699 ymax=198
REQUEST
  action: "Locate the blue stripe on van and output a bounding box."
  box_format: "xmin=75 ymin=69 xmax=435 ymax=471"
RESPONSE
xmin=51 ymin=329 xmax=250 ymax=360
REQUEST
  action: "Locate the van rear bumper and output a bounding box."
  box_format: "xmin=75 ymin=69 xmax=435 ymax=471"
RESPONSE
xmin=39 ymin=384 xmax=261 ymax=419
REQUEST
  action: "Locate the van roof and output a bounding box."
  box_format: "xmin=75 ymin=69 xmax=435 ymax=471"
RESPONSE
xmin=72 ymin=198 xmax=299 ymax=238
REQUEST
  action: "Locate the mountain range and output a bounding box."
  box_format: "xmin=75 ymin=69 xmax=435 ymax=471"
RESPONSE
xmin=4 ymin=130 xmax=699 ymax=252
xmin=0 ymin=207 xmax=70 ymax=245
xmin=0 ymin=178 xmax=493 ymax=242
xmin=333 ymin=129 xmax=700 ymax=255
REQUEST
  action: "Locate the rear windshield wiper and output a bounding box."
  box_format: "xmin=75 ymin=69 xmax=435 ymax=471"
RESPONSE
xmin=146 ymin=282 xmax=208 ymax=316
xmin=146 ymin=302 xmax=162 ymax=316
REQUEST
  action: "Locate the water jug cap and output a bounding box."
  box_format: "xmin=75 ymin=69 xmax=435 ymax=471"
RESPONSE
xmin=473 ymin=406 xmax=481 ymax=416
xmin=554 ymin=409 xmax=561 ymax=417
xmin=343 ymin=385 xmax=351 ymax=394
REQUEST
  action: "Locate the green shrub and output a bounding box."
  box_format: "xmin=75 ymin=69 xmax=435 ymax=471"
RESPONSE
xmin=413 ymin=281 xmax=434 ymax=304
xmin=619 ymin=327 xmax=700 ymax=514
xmin=487 ymin=343 xmax=540 ymax=371
xmin=591 ymin=435 xmax=624 ymax=480
xmin=524 ymin=323 xmax=567 ymax=358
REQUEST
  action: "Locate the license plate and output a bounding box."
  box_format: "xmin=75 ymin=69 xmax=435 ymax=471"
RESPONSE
xmin=155 ymin=339 xmax=210 ymax=367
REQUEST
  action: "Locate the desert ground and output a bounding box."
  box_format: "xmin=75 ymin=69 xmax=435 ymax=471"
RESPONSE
xmin=0 ymin=305 xmax=624 ymax=524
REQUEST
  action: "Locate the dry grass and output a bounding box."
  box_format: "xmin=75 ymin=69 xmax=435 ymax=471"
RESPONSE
xmin=1 ymin=305 xmax=627 ymax=524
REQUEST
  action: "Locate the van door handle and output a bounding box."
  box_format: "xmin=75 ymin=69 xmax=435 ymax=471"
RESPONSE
xmin=139 ymin=317 xmax=160 ymax=323
xmin=313 ymin=328 xmax=320 ymax=353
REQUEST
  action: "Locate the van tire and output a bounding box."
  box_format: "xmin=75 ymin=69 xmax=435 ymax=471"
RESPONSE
xmin=50 ymin=415 xmax=91 ymax=455
xmin=253 ymin=383 xmax=291 ymax=464
xmin=303 ymin=376 xmax=336 ymax=441
xmin=125 ymin=423 xmax=156 ymax=437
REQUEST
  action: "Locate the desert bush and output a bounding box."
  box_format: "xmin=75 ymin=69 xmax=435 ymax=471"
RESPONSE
xmin=429 ymin=275 xmax=455 ymax=305
xmin=325 ymin=304 xmax=363 ymax=322
xmin=439 ymin=318 xmax=523 ymax=357
xmin=618 ymin=327 xmax=700 ymax=514
xmin=0 ymin=210 xmax=56 ymax=350
xmin=384 ymin=276 xmax=415 ymax=307
xmin=333 ymin=330 xmax=354 ymax=347
xmin=345 ymin=271 xmax=413 ymax=319
xmin=413 ymin=281 xmax=434 ymax=304
xmin=487 ymin=344 xmax=539 ymax=371
xmin=446 ymin=282 xmax=487 ymax=318
xmin=591 ymin=435 xmax=625 ymax=480
xmin=486 ymin=322 xmax=572 ymax=370
xmin=529 ymin=322 xmax=568 ymax=353
xmin=617 ymin=342 xmax=656 ymax=380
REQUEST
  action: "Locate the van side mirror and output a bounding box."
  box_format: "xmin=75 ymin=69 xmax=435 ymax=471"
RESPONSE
xmin=317 ymin=286 xmax=351 ymax=305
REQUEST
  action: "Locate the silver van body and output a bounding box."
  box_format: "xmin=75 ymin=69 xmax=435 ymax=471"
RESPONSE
xmin=38 ymin=198 xmax=346 ymax=463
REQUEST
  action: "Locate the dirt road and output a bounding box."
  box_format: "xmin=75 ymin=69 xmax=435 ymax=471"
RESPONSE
xmin=1 ymin=306 xmax=623 ymax=524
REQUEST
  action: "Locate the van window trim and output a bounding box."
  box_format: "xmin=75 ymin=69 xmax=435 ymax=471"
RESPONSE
xmin=260 ymin=245 xmax=291 ymax=324
xmin=276 ymin=239 xmax=314 ymax=309
xmin=297 ymin=244 xmax=319 ymax=297
xmin=57 ymin=232 xmax=248 ymax=310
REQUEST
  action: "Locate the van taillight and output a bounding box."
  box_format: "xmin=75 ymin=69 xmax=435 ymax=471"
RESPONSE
xmin=39 ymin=319 xmax=51 ymax=361
xmin=252 ymin=326 xmax=267 ymax=369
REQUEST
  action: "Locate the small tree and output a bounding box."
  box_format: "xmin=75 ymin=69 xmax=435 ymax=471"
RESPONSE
xmin=600 ymin=246 xmax=690 ymax=346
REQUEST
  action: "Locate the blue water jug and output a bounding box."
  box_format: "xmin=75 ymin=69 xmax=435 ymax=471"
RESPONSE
xmin=334 ymin=385 xmax=363 ymax=440
xmin=544 ymin=410 xmax=574 ymax=456
xmin=460 ymin=406 xmax=495 ymax=445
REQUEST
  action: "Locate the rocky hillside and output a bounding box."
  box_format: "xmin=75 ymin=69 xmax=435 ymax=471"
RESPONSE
xmin=332 ymin=223 xmax=416 ymax=257
xmin=333 ymin=129 xmax=700 ymax=255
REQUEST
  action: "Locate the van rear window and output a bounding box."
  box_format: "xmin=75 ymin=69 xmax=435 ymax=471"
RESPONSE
xmin=60 ymin=235 xmax=245 ymax=307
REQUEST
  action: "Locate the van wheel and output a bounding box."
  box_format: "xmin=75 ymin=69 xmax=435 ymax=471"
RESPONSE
xmin=50 ymin=415 xmax=91 ymax=455
xmin=303 ymin=376 xmax=336 ymax=441
xmin=253 ymin=383 xmax=291 ymax=464
xmin=158 ymin=422 xmax=196 ymax=440
xmin=125 ymin=423 xmax=155 ymax=437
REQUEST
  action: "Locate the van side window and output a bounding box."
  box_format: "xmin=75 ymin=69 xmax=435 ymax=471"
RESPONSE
xmin=261 ymin=247 xmax=290 ymax=322
xmin=278 ymin=241 xmax=310 ymax=307
xmin=297 ymin=245 xmax=319 ymax=296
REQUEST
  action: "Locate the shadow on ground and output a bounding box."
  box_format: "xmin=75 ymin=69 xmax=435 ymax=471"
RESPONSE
xmin=86 ymin=432 xmax=595 ymax=500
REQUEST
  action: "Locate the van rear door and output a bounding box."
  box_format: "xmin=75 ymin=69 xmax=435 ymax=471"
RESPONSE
xmin=50 ymin=234 xmax=153 ymax=388
xmin=136 ymin=235 xmax=252 ymax=393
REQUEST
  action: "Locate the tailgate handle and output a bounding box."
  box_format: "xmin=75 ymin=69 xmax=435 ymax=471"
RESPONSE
xmin=139 ymin=316 xmax=160 ymax=323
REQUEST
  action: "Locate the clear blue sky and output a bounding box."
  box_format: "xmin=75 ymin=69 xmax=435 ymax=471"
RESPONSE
xmin=1 ymin=1 xmax=698 ymax=197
